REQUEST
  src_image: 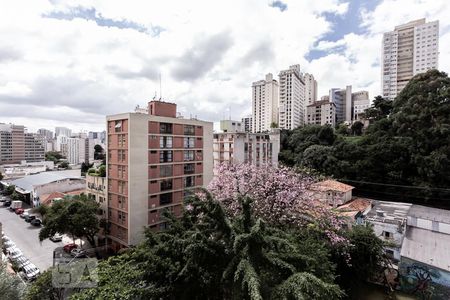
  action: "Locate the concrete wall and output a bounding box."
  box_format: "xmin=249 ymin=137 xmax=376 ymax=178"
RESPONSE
xmin=399 ymin=256 xmax=450 ymax=299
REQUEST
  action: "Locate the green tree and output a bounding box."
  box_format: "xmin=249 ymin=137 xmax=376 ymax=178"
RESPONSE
xmin=38 ymin=195 xmax=100 ymax=250
xmin=98 ymin=165 xmax=106 ymax=177
xmin=351 ymin=121 xmax=364 ymax=136
xmin=0 ymin=263 xmax=26 ymax=300
xmin=25 ymin=268 xmax=64 ymax=300
xmin=81 ymin=162 xmax=93 ymax=174
xmin=335 ymin=123 xmax=349 ymax=136
xmin=4 ymin=185 xmax=15 ymax=196
xmin=58 ymin=161 xmax=69 ymax=169
xmin=361 ymin=95 xmax=393 ymax=122
xmin=72 ymin=194 xmax=344 ymax=299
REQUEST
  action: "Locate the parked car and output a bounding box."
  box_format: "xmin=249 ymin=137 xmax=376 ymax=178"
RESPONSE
xmin=63 ymin=243 xmax=78 ymax=253
xmin=31 ymin=219 xmax=42 ymax=227
xmin=4 ymin=201 xmax=11 ymax=207
xmin=13 ymin=255 xmax=31 ymax=268
xmin=24 ymin=215 xmax=36 ymax=223
xmin=21 ymin=264 xmax=40 ymax=281
xmin=20 ymin=211 xmax=29 ymax=219
xmin=3 ymin=240 xmax=15 ymax=248
xmin=49 ymin=234 xmax=63 ymax=242
xmin=70 ymin=248 xmax=86 ymax=258
xmin=0 ymin=196 xmax=6 ymax=202
xmin=15 ymin=208 xmax=24 ymax=215
xmin=9 ymin=249 xmax=23 ymax=260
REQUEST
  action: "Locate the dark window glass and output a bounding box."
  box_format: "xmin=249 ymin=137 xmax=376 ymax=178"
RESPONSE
xmin=160 ymin=193 xmax=173 ymax=205
xmin=160 ymin=123 xmax=173 ymax=134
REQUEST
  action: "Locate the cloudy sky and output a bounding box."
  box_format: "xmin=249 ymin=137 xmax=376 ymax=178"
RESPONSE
xmin=0 ymin=0 xmax=449 ymax=133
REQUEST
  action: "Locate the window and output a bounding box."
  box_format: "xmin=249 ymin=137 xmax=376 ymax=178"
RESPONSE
xmin=184 ymin=137 xmax=195 ymax=148
xmin=115 ymin=120 xmax=122 ymax=133
xmin=159 ymin=222 xmax=170 ymax=230
xmin=385 ymin=249 xmax=394 ymax=259
xmin=118 ymin=134 xmax=126 ymax=147
xmin=118 ymin=196 xmax=126 ymax=209
xmin=160 ymin=165 xmax=172 ymax=177
xmin=183 ymin=190 xmax=193 ymax=200
xmin=160 ymin=136 xmax=173 ymax=148
xmin=184 ymin=163 xmax=195 ymax=174
xmin=184 ymin=176 xmax=195 ymax=188
xmin=118 ymin=211 xmax=126 ymax=225
xmin=184 ymin=150 xmax=194 ymax=161
xmin=160 ymin=150 xmax=173 ymax=163
xmin=118 ymin=181 xmax=126 ymax=194
xmin=160 ymin=179 xmax=173 ymax=191
xmin=184 ymin=125 xmax=195 ymax=135
xmin=160 ymin=123 xmax=173 ymax=134
xmin=160 ymin=192 xmax=173 ymax=205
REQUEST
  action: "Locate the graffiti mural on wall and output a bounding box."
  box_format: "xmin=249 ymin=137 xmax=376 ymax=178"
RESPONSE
xmin=399 ymin=257 xmax=450 ymax=300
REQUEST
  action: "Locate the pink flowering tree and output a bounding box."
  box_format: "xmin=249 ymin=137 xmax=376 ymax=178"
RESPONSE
xmin=208 ymin=163 xmax=348 ymax=246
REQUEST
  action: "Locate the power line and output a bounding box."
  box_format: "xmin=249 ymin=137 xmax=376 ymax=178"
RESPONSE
xmin=337 ymin=179 xmax=450 ymax=192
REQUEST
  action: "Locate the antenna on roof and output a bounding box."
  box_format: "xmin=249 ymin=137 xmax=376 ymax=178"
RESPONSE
xmin=153 ymin=91 xmax=157 ymax=100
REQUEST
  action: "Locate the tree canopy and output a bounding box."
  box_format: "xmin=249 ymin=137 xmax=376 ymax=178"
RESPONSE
xmin=38 ymin=194 xmax=100 ymax=249
xmin=279 ymin=69 xmax=450 ymax=195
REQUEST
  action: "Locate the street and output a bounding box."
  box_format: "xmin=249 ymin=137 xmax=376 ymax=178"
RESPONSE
xmin=0 ymin=204 xmax=63 ymax=271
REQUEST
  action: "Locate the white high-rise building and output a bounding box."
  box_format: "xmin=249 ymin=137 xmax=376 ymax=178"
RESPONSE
xmin=67 ymin=138 xmax=83 ymax=165
xmin=303 ymin=73 xmax=317 ymax=105
xmin=382 ymin=19 xmax=439 ymax=100
xmin=55 ymin=127 xmax=72 ymax=138
xmin=278 ymin=65 xmax=306 ymax=130
xmin=241 ymin=115 xmax=253 ymax=133
xmin=252 ymin=73 xmax=279 ymax=133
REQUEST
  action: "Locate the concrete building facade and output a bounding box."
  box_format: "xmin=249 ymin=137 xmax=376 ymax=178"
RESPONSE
xmin=241 ymin=115 xmax=252 ymax=133
xmin=382 ymin=19 xmax=439 ymax=99
xmin=252 ymin=73 xmax=279 ymax=133
xmin=220 ymin=120 xmax=242 ymax=133
xmin=106 ymin=101 xmax=213 ymax=250
xmin=306 ymin=100 xmax=336 ymax=127
xmin=0 ymin=124 xmax=44 ymax=165
xmin=278 ymin=65 xmax=305 ymax=129
xmin=213 ymin=130 xmax=280 ymax=173
xmin=303 ymin=73 xmax=317 ymax=106
xmin=328 ymin=86 xmax=369 ymax=124
xmin=55 ymin=127 xmax=72 ymax=138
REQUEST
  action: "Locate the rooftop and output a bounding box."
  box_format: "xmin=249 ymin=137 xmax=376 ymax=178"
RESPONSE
xmin=337 ymin=198 xmax=372 ymax=212
xmin=365 ymin=200 xmax=412 ymax=225
xmin=310 ymin=180 xmax=354 ymax=193
xmin=408 ymin=205 xmax=450 ymax=225
xmin=401 ymin=226 xmax=450 ymax=272
xmin=9 ymin=170 xmax=82 ymax=192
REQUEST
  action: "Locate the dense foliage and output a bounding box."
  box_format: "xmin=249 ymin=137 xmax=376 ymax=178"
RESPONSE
xmin=280 ymin=70 xmax=450 ymax=193
xmin=71 ymin=194 xmax=345 ymax=300
xmin=0 ymin=263 xmax=26 ymax=300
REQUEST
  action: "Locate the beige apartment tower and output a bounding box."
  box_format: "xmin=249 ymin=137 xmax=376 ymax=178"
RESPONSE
xmin=106 ymin=101 xmax=213 ymax=251
xmin=382 ymin=19 xmax=439 ymax=99
xmin=278 ymin=65 xmax=306 ymax=130
xmin=252 ymin=73 xmax=279 ymax=133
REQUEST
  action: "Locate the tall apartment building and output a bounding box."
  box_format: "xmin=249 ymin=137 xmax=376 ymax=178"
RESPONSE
xmin=106 ymin=101 xmax=213 ymax=250
xmin=278 ymin=65 xmax=306 ymax=130
xmin=55 ymin=127 xmax=72 ymax=138
xmin=213 ymin=130 xmax=280 ymax=173
xmin=67 ymin=138 xmax=94 ymax=165
xmin=56 ymin=135 xmax=68 ymax=156
xmin=241 ymin=115 xmax=252 ymax=133
xmin=303 ymin=73 xmax=318 ymax=105
xmin=0 ymin=124 xmax=44 ymax=165
xmin=382 ymin=19 xmax=439 ymax=99
xmin=86 ymin=174 xmax=107 ymax=242
xmin=252 ymin=73 xmax=279 ymax=133
xmin=306 ymin=100 xmax=336 ymax=127
xmin=24 ymin=133 xmax=45 ymax=162
xmin=37 ymin=129 xmax=54 ymax=140
xmin=328 ymin=86 xmax=369 ymax=124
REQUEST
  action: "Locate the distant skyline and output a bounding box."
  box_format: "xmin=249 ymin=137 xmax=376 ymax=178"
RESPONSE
xmin=0 ymin=0 xmax=449 ymax=132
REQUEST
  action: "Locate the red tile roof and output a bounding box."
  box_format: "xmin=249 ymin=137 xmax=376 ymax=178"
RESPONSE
xmin=310 ymin=180 xmax=354 ymax=193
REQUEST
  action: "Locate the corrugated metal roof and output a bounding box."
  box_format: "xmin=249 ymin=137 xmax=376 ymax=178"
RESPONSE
xmin=10 ymin=170 xmax=82 ymax=192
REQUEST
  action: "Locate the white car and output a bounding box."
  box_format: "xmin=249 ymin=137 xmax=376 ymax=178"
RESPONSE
xmin=70 ymin=248 xmax=87 ymax=258
xmin=9 ymin=249 xmax=23 ymax=260
xmin=12 ymin=255 xmax=31 ymax=268
xmin=50 ymin=234 xmax=63 ymax=242
xmin=21 ymin=264 xmax=40 ymax=281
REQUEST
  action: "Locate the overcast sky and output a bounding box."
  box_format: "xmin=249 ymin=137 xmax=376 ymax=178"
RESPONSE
xmin=0 ymin=0 xmax=449 ymax=133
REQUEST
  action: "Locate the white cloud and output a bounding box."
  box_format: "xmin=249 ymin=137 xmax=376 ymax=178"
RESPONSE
xmin=0 ymin=0 xmax=448 ymax=133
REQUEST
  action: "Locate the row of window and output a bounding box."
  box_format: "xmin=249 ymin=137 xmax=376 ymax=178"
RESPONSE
xmin=150 ymin=163 xmax=196 ymax=177
xmin=156 ymin=150 xmax=201 ymax=163
xmin=160 ymin=123 xmax=199 ymax=135
xmin=158 ymin=136 xmax=197 ymax=148
xmin=152 ymin=175 xmax=199 ymax=192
